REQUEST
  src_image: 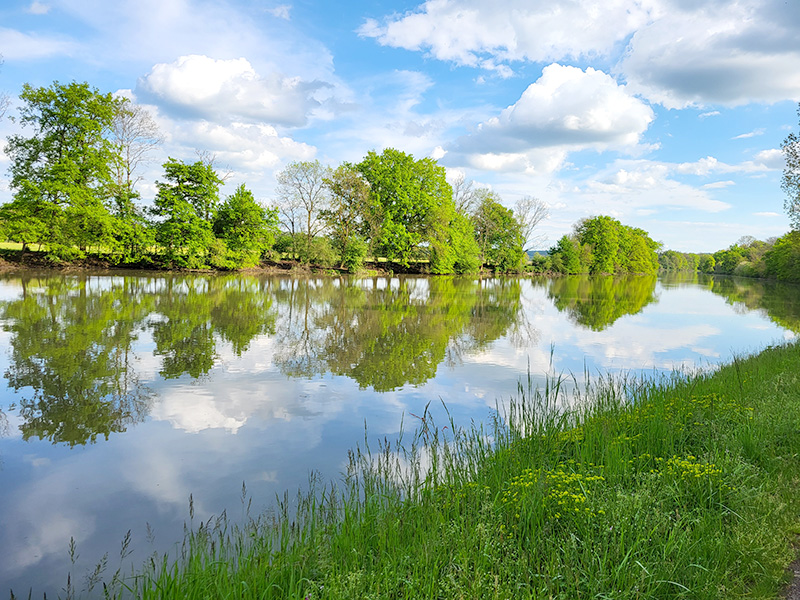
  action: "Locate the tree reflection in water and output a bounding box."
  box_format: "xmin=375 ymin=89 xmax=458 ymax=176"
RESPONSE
xmin=271 ymin=277 xmax=530 ymax=391
xmin=547 ymin=275 xmax=659 ymax=331
xmin=0 ymin=273 xmax=531 ymax=444
xmin=3 ymin=271 xmax=795 ymax=447
xmin=2 ymin=275 xmax=154 ymax=446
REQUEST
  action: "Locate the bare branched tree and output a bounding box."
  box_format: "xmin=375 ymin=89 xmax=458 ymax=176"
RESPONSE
xmin=514 ymin=195 xmax=550 ymax=251
xmin=782 ymin=103 xmax=800 ymax=230
xmin=450 ymin=172 xmax=480 ymax=216
xmin=276 ymin=160 xmax=330 ymax=261
xmin=194 ymin=148 xmax=232 ymax=182
xmin=0 ymin=55 xmax=10 ymax=120
xmin=111 ymin=98 xmax=164 ymax=195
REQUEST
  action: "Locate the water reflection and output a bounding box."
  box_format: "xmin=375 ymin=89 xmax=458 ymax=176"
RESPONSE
xmin=1 ymin=272 xmax=799 ymax=597
xmin=707 ymin=277 xmax=800 ymax=333
xmin=150 ymin=276 xmax=277 ymax=378
xmin=547 ymin=275 xmax=658 ymax=331
xmin=0 ymin=274 xmax=530 ymax=445
xmin=658 ymin=271 xmax=800 ymax=334
xmin=271 ymin=277 xmax=526 ymax=391
xmin=1 ymin=276 xmax=152 ymax=447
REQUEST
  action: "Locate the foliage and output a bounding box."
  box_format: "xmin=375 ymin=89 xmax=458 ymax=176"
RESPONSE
xmin=357 ymin=148 xmax=454 ymax=268
xmin=3 ymin=81 xmax=118 ymax=255
xmin=699 ymin=254 xmax=715 ymax=273
xmin=151 ymin=158 xmax=223 ymax=268
xmin=322 ymin=163 xmax=374 ymax=271
xmin=782 ymin=102 xmax=800 ymax=230
xmin=658 ymin=249 xmax=691 ymax=271
xmin=214 ymin=184 xmax=279 ymax=268
xmin=549 ymin=217 xmax=659 ymax=275
xmin=550 ymin=235 xmax=581 ymax=274
xmin=448 ymin=212 xmax=481 ymax=274
xmin=764 ymin=231 xmax=800 ymax=282
xmin=472 ymin=193 xmax=525 ymax=272
xmin=576 ymin=215 xmax=620 ymax=274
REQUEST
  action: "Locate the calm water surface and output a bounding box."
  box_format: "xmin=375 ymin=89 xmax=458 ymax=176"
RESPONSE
xmin=0 ymin=271 xmax=798 ymax=596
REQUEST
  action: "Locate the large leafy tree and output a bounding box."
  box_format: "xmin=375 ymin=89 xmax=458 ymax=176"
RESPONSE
xmin=782 ymin=103 xmax=800 ymax=230
xmin=472 ymin=194 xmax=525 ymax=272
xmin=214 ymin=184 xmax=279 ymax=267
xmin=550 ymin=235 xmax=582 ymax=274
xmin=3 ymin=81 xmax=118 ymax=254
xmin=550 ymin=217 xmax=659 ymax=275
xmin=576 ymin=215 xmax=620 ymax=274
xmin=151 ymin=158 xmax=223 ymax=268
xmin=357 ymin=148 xmax=454 ymax=268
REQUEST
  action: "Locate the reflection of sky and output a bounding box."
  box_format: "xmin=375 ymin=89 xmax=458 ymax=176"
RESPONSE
xmin=0 ymin=274 xmax=797 ymax=596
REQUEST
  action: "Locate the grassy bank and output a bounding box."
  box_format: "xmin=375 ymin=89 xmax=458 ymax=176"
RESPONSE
xmin=95 ymin=343 xmax=800 ymax=599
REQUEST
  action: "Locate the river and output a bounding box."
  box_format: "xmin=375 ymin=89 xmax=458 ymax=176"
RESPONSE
xmin=0 ymin=271 xmax=798 ymax=597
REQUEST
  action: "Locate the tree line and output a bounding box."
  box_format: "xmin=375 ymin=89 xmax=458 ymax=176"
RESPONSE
xmin=0 ymin=83 xmax=560 ymax=273
xmin=657 ymin=233 xmax=800 ymax=283
xmin=17 ymin=79 xmax=800 ymax=276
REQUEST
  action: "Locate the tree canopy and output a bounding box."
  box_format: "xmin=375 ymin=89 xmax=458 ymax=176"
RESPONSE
xmin=782 ymin=102 xmax=800 ymax=231
xmin=4 ymin=81 xmax=118 ymax=254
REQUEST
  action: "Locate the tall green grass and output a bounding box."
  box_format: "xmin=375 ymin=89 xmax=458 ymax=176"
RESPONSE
xmin=87 ymin=343 xmax=800 ymax=598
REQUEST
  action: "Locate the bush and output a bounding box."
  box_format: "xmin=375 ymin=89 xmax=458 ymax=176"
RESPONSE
xmin=303 ymin=237 xmax=337 ymax=268
xmin=341 ymin=237 xmax=368 ymax=272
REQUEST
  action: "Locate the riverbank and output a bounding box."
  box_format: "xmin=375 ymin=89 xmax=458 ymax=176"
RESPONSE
xmin=69 ymin=341 xmax=800 ymax=599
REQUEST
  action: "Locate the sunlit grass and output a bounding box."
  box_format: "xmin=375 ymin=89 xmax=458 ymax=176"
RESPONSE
xmin=57 ymin=342 xmax=800 ymax=599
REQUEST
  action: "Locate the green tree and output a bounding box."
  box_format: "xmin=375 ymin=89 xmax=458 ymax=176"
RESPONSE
xmin=322 ymin=163 xmax=374 ymax=271
xmin=3 ymin=81 xmax=119 ymax=255
xmin=448 ymin=213 xmax=481 ymax=274
xmin=699 ymin=254 xmax=716 ymax=273
xmin=213 ymin=184 xmax=279 ymax=268
xmin=764 ymin=231 xmax=800 ymax=282
xmin=782 ymin=103 xmax=800 ymax=230
xmin=658 ymin=250 xmax=689 ymax=271
xmin=151 ymin=158 xmax=223 ymax=268
xmin=713 ymin=245 xmax=745 ymax=274
xmin=550 ymin=235 xmax=582 ymax=274
xmin=357 ymin=148 xmax=454 ymax=268
xmin=619 ymin=226 xmax=660 ymax=274
xmin=576 ymin=216 xmax=620 ymax=274
xmin=473 ymin=194 xmax=525 ymax=272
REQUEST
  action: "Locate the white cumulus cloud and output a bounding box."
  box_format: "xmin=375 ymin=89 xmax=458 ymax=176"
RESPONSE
xmin=619 ymin=0 xmax=800 ymax=107
xmin=361 ymin=0 xmax=800 ymax=106
xmin=137 ymin=55 xmax=326 ymax=127
xmin=359 ymin=0 xmax=658 ymax=69
xmin=451 ymin=64 xmax=654 ymax=173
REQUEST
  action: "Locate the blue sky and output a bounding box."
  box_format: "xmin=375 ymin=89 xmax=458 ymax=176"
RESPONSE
xmin=0 ymin=0 xmax=798 ymax=252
